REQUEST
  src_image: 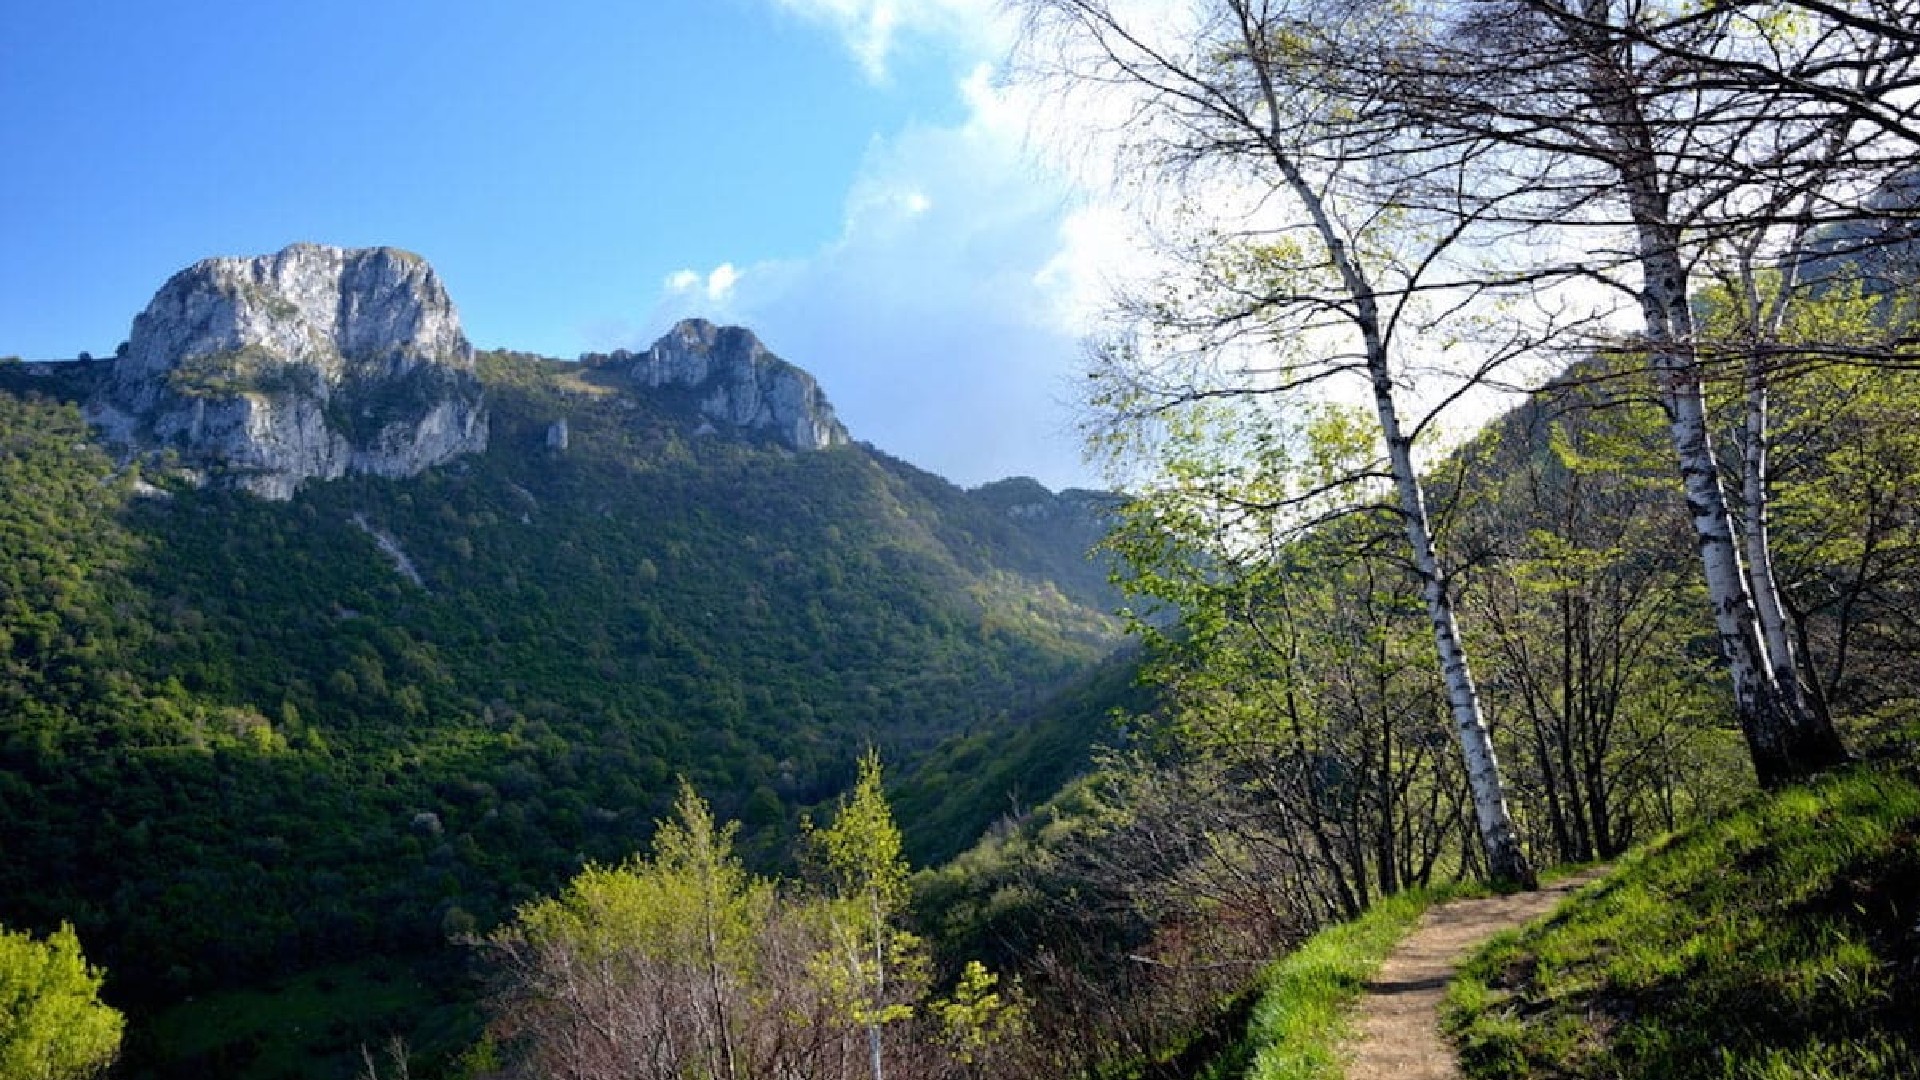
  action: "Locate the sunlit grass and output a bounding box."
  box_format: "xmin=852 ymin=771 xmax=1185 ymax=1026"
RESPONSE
xmin=1200 ymin=884 xmax=1483 ymax=1080
xmin=1445 ymin=764 xmax=1920 ymax=1079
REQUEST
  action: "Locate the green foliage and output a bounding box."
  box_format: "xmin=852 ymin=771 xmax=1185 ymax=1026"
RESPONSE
xmin=813 ymin=750 xmax=911 ymax=913
xmin=807 ymin=750 xmax=928 ymax=1032
xmin=509 ymin=784 xmax=772 ymax=971
xmin=1445 ymin=763 xmax=1920 ymax=1079
xmin=930 ymin=960 xmax=1025 ymax=1068
xmin=506 ymin=782 xmax=771 ymax=973
xmin=326 ymin=363 xmax=468 ymax=444
xmin=891 ymin=645 xmax=1154 ymax=867
xmin=486 ymin=784 xmax=782 ymax=1080
xmin=910 ymin=773 xmax=1129 ymax=977
xmin=1448 ymin=371 xmax=1752 ymax=861
xmin=166 ymin=345 xmax=315 ymax=400
xmin=143 ymin=964 xmax=466 ymax=1080
xmin=485 ymin=775 xmax=1019 ymax=1080
xmin=0 ymin=922 xmax=123 ymax=1080
xmin=1764 ymin=359 xmax=1920 ymax=717
xmin=1200 ymin=888 xmax=1456 ymax=1080
xmin=0 ymin=353 xmax=1122 ymax=1079
xmin=1106 ymin=475 xmax=1484 ymax=910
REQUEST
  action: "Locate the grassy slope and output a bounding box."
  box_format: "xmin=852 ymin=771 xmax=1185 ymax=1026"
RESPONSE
xmin=1445 ymin=759 xmax=1920 ymax=1079
xmin=1199 ymin=754 xmax=1920 ymax=1080
xmin=1197 ymin=887 xmax=1474 ymax=1080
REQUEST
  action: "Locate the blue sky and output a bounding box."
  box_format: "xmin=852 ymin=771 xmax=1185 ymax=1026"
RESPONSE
xmin=1 ymin=0 xmax=1116 ymax=488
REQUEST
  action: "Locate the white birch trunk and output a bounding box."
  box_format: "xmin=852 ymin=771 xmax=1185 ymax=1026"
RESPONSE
xmin=1576 ymin=0 xmax=1843 ymax=783
xmin=1372 ymin=372 xmax=1535 ymax=885
xmin=1631 ymin=209 xmax=1810 ymax=784
xmin=1740 ymin=244 xmax=1849 ymax=780
xmin=1742 ymin=375 xmax=1805 ymax=707
xmin=1737 ymin=249 xmax=1823 ymax=723
xmin=1240 ymin=20 xmax=1534 ymax=883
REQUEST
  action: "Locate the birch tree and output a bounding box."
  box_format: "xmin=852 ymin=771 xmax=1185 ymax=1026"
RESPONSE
xmin=1385 ymin=0 xmax=1920 ymax=784
xmin=805 ymin=750 xmax=926 ymax=1080
xmin=483 ymin=783 xmax=844 ymax=1080
xmin=1018 ymin=0 xmax=1539 ymax=884
xmin=1740 ymin=294 xmax=1920 ymax=719
xmin=1452 ymin=380 xmax=1734 ymax=858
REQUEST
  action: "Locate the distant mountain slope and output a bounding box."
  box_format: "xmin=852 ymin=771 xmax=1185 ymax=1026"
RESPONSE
xmin=892 ymin=644 xmax=1152 ymax=866
xmin=0 ymin=250 xmax=1123 ymax=1053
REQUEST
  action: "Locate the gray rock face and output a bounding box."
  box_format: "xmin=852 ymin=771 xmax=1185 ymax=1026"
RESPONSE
xmin=618 ymin=320 xmax=848 ymax=452
xmin=89 ymin=243 xmax=488 ymax=498
xmin=1801 ymin=168 xmax=1920 ymax=292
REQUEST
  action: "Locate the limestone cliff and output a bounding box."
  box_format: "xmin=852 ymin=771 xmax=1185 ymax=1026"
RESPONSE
xmin=88 ymin=243 xmax=487 ymax=498
xmin=590 ymin=320 xmax=848 ymax=452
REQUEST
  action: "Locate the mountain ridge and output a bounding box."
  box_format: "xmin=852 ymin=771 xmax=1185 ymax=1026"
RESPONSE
xmin=63 ymin=244 xmax=865 ymax=500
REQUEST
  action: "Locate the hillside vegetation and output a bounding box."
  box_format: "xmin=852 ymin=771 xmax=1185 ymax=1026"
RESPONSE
xmin=878 ymin=339 xmax=1920 ymax=1079
xmin=1447 ymin=754 xmax=1920 ymax=1079
xmin=0 ymin=352 xmax=1130 ymax=1077
xmin=7 ymin=197 xmax=1920 ymax=1080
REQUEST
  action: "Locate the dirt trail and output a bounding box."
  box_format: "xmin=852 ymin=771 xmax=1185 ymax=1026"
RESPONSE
xmin=1342 ymin=867 xmax=1611 ymax=1080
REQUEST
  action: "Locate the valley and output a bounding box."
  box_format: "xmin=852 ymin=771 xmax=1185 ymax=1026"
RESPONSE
xmin=0 ymin=246 xmax=1133 ymax=1077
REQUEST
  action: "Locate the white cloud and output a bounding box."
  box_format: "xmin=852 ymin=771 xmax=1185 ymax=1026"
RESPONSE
xmin=663 ymin=263 xmax=747 ymax=308
xmin=716 ymin=0 xmax=1595 ymax=488
xmin=625 ymin=9 xmax=1183 ymax=487
xmin=705 ymin=263 xmax=741 ymax=301
xmin=1032 ymin=201 xmax=1143 ymax=333
xmin=768 ymin=0 xmax=1009 ymax=80
xmin=642 ymin=64 xmax=1161 ymax=488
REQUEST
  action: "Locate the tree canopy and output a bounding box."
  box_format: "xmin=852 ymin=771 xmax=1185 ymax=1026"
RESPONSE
xmin=0 ymin=922 xmax=122 ymax=1080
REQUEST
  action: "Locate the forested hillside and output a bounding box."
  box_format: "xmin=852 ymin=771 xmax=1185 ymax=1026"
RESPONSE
xmin=0 ymin=347 xmax=1128 ymax=1076
xmin=847 ymin=0 xmax=1920 ymax=1070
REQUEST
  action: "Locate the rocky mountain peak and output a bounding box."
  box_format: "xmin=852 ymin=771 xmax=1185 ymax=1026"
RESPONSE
xmin=611 ymin=319 xmax=849 ymax=452
xmin=89 ymin=243 xmax=487 ymax=498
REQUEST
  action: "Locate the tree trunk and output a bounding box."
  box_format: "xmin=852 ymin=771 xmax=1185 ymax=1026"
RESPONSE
xmin=1634 ymin=226 xmax=1847 ymax=785
xmin=1245 ymin=53 xmax=1533 ymax=883
xmin=1374 ymin=373 xmax=1535 ymax=886
xmin=1742 ymin=350 xmax=1850 ymax=762
xmin=1577 ymin=0 xmax=1848 ymax=785
xmin=868 ymin=888 xmax=887 ymax=1080
xmin=1375 ymin=698 xmax=1400 ymax=896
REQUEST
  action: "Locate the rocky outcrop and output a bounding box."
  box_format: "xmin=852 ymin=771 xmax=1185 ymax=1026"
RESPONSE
xmin=88 ymin=243 xmax=487 ymax=498
xmin=972 ymin=476 xmax=1125 ymax=524
xmin=1799 ymin=168 xmax=1920 ymax=292
xmin=592 ymin=320 xmax=848 ymax=452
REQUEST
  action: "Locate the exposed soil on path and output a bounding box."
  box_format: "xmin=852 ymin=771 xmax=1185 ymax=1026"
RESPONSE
xmin=1343 ymin=867 xmax=1612 ymax=1080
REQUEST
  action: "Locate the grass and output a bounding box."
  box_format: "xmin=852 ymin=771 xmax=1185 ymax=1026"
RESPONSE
xmin=1199 ymin=884 xmax=1478 ymax=1080
xmin=1444 ymin=761 xmax=1920 ymax=1080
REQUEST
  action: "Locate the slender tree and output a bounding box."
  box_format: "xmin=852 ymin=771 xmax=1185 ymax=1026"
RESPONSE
xmin=0 ymin=922 xmax=123 ymax=1080
xmin=483 ymin=784 xmax=789 ymax=1080
xmin=1453 ymin=379 xmax=1728 ymax=858
xmin=806 ymin=750 xmax=925 ymax=1080
xmin=1018 ymin=0 xmax=1539 ymax=883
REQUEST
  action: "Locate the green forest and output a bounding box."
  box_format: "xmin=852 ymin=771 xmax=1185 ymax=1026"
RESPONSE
xmin=0 ymin=349 xmax=1129 ymax=1077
